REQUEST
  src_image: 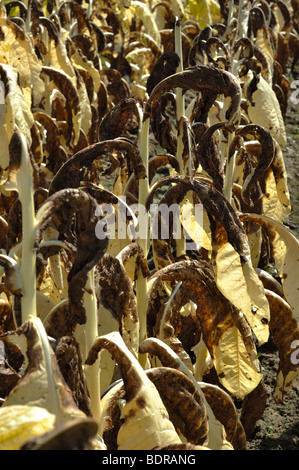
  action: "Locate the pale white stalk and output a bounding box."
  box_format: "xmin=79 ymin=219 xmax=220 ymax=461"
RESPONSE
xmin=43 ymin=298 xmax=69 ymax=328
xmin=223 ymin=131 xmax=238 ymax=204
xmin=174 ymin=17 xmax=185 ymax=175
xmin=18 ymin=133 xmax=37 ymax=322
xmin=136 ymin=109 xmax=150 ymax=369
xmin=174 ymin=18 xmax=187 ymax=256
xmin=34 ymin=317 xmax=62 ymax=423
xmin=83 ymin=268 xmax=103 ymax=433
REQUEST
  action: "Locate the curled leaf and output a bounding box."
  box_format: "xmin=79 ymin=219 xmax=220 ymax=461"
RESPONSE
xmin=146 ymin=175 xmax=270 ymax=344
xmin=145 ymin=65 xmax=242 ymax=125
xmin=49 ymin=139 xmax=146 ymax=195
xmin=86 ymin=331 xmax=182 ymax=450
xmin=35 ymin=188 xmax=109 ymax=324
xmin=3 ymin=318 xmax=86 ymax=422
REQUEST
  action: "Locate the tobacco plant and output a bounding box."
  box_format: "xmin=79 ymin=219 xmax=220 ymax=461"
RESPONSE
xmin=0 ymin=0 xmax=298 ymax=451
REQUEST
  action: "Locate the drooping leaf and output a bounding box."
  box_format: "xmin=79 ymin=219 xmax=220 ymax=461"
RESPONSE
xmin=146 ymin=259 xmax=262 ymax=398
xmin=86 ymin=331 xmax=182 ymax=450
xmin=139 ymin=337 xmax=243 ymax=450
xmin=145 ymin=65 xmax=242 ymax=126
xmin=0 ymin=18 xmax=45 ymax=108
xmin=20 ymin=416 xmax=101 ymax=450
xmin=49 ymin=138 xmax=146 ymax=196
xmin=98 ymin=254 xmax=139 ymax=358
xmin=0 ymin=64 xmax=34 ymax=172
xmin=146 ymin=175 xmax=270 ymax=344
xmin=265 ymin=289 xmax=299 ymax=403
xmin=3 ymin=318 xmax=86 ymax=422
xmin=242 ymin=71 xmax=286 ymax=147
xmin=40 ymin=66 xmax=80 ymax=146
xmin=35 ymin=188 xmax=109 ymax=324
xmin=240 ymin=213 xmax=299 ymax=321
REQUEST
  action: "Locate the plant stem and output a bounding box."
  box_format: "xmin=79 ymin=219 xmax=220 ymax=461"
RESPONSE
xmin=136 ymin=109 xmax=150 ymax=369
xmin=223 ymin=132 xmax=235 ymax=204
xmin=83 ymin=267 xmax=103 ymax=433
xmin=174 ymin=17 xmax=185 ymax=175
xmin=18 ymin=133 xmax=37 ymax=323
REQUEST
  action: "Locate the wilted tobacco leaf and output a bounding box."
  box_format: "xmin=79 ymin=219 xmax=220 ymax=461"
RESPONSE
xmin=100 ymin=69 xmax=130 ymax=105
xmin=146 ymin=175 xmax=270 ymax=344
xmin=41 ymin=66 xmax=80 ymax=146
xmin=265 ymin=289 xmax=299 ymax=403
xmin=33 ymin=111 xmax=68 ymax=178
xmin=239 ymin=380 xmax=267 ymax=439
xmin=35 ymin=188 xmax=109 ymax=324
xmin=53 ymin=336 xmax=92 ymax=417
xmin=199 ymin=382 xmax=247 ymax=450
xmin=86 ymin=331 xmax=182 ymax=450
xmin=256 ymin=268 xmax=284 ymax=298
xmin=21 ymin=416 xmax=101 ymax=450
xmin=32 ymin=16 xmax=75 ymax=78
xmin=195 ymin=122 xmax=225 ymax=191
xmin=139 ymin=337 xmax=236 ymax=450
xmin=145 ymin=65 xmax=242 ymax=125
xmin=240 ymin=213 xmax=299 ymax=322
xmin=98 ymin=254 xmax=139 ymax=358
xmin=243 ymin=139 xmax=291 ymax=221
xmin=145 ymin=367 xmax=209 ymax=446
xmin=157 ymin=281 xmax=194 ymax=372
xmin=0 ymin=64 xmax=34 ymax=172
xmin=0 ymin=405 xmax=56 ymax=450
xmin=242 ymin=70 xmax=286 ymax=147
xmin=98 ymin=98 xmax=139 ymax=142
xmin=49 ymin=138 xmax=146 ymax=195
xmin=99 ymin=365 xmax=209 ymax=450
xmin=234 ymin=124 xmax=275 ymax=207
xmin=0 ymin=17 xmax=44 ymax=108
xmin=212 ymin=220 xmax=270 ymax=345
xmin=3 ymin=318 xmax=86 ymax=422
xmin=146 ymin=51 xmax=180 ymax=95
xmin=116 ymin=242 xmax=150 ymax=282
xmin=146 ymin=258 xmax=262 ymax=398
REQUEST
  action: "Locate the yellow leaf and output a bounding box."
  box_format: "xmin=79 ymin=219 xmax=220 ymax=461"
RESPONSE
xmin=0 ymin=405 xmax=55 ymax=450
xmin=213 ymin=226 xmax=270 ymax=344
xmin=214 ymin=325 xmax=263 ymax=398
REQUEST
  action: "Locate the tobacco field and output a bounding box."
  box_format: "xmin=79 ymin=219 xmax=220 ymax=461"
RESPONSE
xmin=0 ymin=0 xmax=298 ymax=451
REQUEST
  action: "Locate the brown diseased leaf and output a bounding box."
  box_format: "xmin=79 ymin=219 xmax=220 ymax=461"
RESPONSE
xmin=98 ymin=254 xmax=139 ymax=357
xmin=146 ymin=367 xmax=209 ymax=446
xmin=53 ymin=336 xmax=92 ymax=417
xmin=265 ymin=289 xmax=299 ymax=403
xmin=240 ymin=380 xmax=267 ymax=439
xmin=49 ymin=139 xmax=146 ymax=195
xmin=146 ymin=65 xmax=241 ymax=125
xmin=146 ymin=51 xmax=180 ymax=95
xmin=98 ymin=98 xmax=140 ymax=142
xmin=36 ymin=188 xmax=109 ymax=324
xmin=200 ymin=382 xmax=247 ymax=449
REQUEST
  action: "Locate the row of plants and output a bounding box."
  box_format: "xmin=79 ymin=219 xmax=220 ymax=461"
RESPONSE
xmin=0 ymin=0 xmax=298 ymax=450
